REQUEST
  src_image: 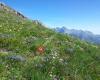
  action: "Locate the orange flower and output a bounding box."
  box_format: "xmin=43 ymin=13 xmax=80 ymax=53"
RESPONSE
xmin=37 ymin=46 xmax=45 ymax=53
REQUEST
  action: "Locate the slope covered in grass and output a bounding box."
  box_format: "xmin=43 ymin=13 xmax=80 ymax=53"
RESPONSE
xmin=0 ymin=4 xmax=100 ymax=80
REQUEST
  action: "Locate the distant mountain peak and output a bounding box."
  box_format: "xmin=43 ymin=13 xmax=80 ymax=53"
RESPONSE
xmin=55 ymin=27 xmax=100 ymax=44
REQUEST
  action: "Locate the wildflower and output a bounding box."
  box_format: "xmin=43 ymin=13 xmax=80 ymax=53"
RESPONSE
xmin=37 ymin=46 xmax=45 ymax=53
xmin=53 ymin=56 xmax=56 ymax=59
xmin=59 ymin=58 xmax=63 ymax=62
xmin=49 ymin=74 xmax=53 ymax=77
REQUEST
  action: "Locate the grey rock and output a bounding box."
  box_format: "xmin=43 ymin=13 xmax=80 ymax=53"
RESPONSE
xmin=8 ymin=55 xmax=26 ymax=62
xmin=66 ymin=48 xmax=74 ymax=54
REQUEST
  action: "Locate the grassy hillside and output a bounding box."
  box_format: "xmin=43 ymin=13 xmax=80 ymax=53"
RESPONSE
xmin=0 ymin=6 xmax=100 ymax=80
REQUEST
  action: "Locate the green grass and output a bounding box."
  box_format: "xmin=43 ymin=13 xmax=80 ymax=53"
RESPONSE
xmin=0 ymin=8 xmax=100 ymax=80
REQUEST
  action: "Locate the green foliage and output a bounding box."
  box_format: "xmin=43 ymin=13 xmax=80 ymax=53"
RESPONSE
xmin=0 ymin=9 xmax=100 ymax=80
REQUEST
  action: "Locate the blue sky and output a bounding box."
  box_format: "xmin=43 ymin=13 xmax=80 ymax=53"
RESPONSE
xmin=0 ymin=0 xmax=100 ymax=34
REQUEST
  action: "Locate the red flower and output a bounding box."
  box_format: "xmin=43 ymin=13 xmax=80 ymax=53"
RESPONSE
xmin=37 ymin=46 xmax=45 ymax=53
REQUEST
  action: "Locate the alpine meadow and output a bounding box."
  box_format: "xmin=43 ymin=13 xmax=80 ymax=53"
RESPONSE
xmin=0 ymin=2 xmax=100 ymax=80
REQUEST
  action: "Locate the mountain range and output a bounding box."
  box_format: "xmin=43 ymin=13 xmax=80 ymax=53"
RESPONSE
xmin=55 ymin=27 xmax=100 ymax=44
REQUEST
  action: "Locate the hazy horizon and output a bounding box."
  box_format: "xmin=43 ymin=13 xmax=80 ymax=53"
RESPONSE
xmin=0 ymin=0 xmax=100 ymax=34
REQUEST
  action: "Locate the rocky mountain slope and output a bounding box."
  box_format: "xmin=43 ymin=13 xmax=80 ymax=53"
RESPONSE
xmin=55 ymin=27 xmax=100 ymax=44
xmin=0 ymin=3 xmax=100 ymax=80
xmin=0 ymin=2 xmax=27 ymax=19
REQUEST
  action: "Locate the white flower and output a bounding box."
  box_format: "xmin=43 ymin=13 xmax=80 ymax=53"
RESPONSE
xmin=9 ymin=29 xmax=12 ymax=31
xmin=59 ymin=58 xmax=63 ymax=63
xmin=54 ymin=53 xmax=58 ymax=57
xmin=50 ymin=74 xmax=53 ymax=77
xmin=59 ymin=58 xmax=63 ymax=61
xmin=5 ymin=65 xmax=9 ymax=68
xmin=53 ymin=56 xmax=56 ymax=59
